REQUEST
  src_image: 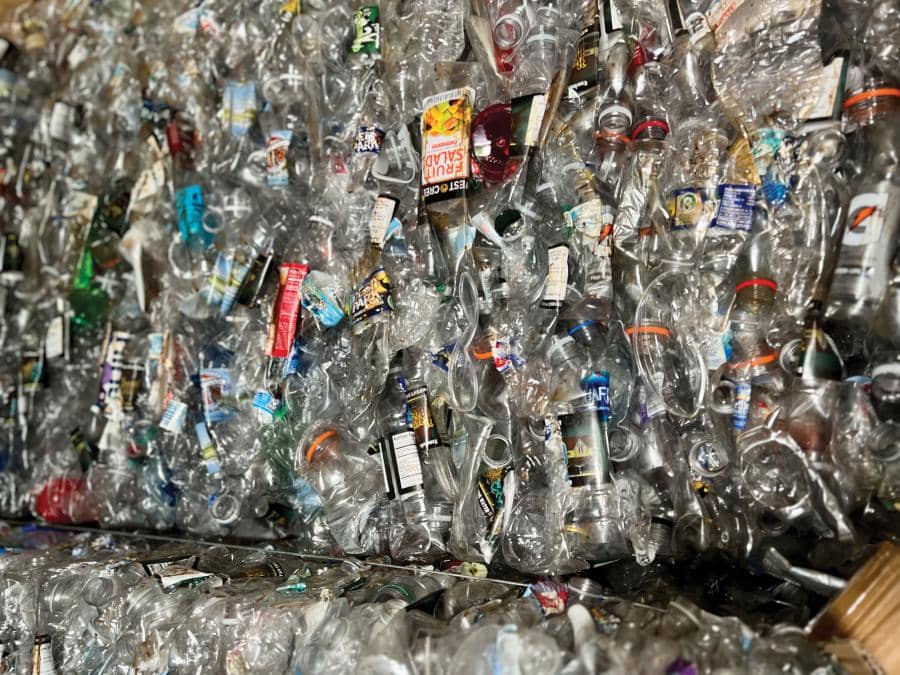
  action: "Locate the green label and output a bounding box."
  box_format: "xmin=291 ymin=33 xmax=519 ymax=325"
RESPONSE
xmin=351 ymin=6 xmax=380 ymax=54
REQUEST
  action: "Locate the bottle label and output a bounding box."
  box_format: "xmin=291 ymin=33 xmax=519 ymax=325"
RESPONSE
xmin=541 ymin=244 xmax=569 ymax=309
xmin=563 ymin=198 xmax=614 ymax=248
xmin=195 ymin=421 xmax=222 ymax=475
xmin=132 ymin=139 xmax=167 ymax=206
xmin=351 ymin=6 xmax=381 ymax=55
xmin=236 ymin=251 xmax=275 ymax=307
xmin=281 ymin=338 xmax=303 ymax=378
xmin=703 ymin=330 xmax=732 ymax=370
xmin=175 ymin=185 xmax=210 ymax=249
xmin=733 ymin=380 xmax=751 ymax=430
xmin=711 ymin=184 xmax=755 ymax=232
xmin=581 ymin=371 xmax=611 ymax=420
xmin=159 ymin=398 xmax=188 ymax=434
xmin=492 ymin=336 xmax=526 ymax=373
xmin=221 ymin=80 xmax=257 ymax=137
xmin=95 ymin=180 xmax=131 ymax=236
xmin=804 ymin=57 xmax=847 ymax=121
xmin=266 ymin=129 xmax=292 ymax=187
xmin=220 ymin=257 xmax=250 ymax=315
xmin=200 ymin=368 xmax=235 ymax=425
xmin=265 ymin=263 xmax=309 ymax=358
xmin=120 ymin=362 xmax=144 ymax=413
xmin=154 ymin=565 xmax=216 ymax=591
xmin=683 ymin=11 xmax=711 ymax=43
xmin=368 ymin=195 xmax=399 ymax=248
xmin=430 ymin=343 xmax=454 ymax=372
xmin=49 ymin=101 xmax=76 ymax=142
xmin=406 ymin=384 xmax=439 ymax=450
xmin=301 ymin=276 xmax=345 ymax=328
xmin=421 ymin=87 xmax=474 ymax=204
xmin=0 ymin=232 xmax=24 ymax=282
xmin=667 ymin=187 xmax=712 ymax=230
xmin=477 ymin=463 xmax=511 ymax=524
xmin=45 ymin=313 xmax=70 ymax=361
xmin=689 ymin=441 xmax=729 ymax=479
xmin=140 ymin=554 xmax=199 ymax=576
xmin=351 ymin=266 xmax=393 ymax=332
xmin=70 ymin=427 xmax=97 ymax=472
xmin=568 ymin=22 xmax=600 ymax=99
xmin=93 ymin=331 xmax=131 ymax=416
xmin=377 ymin=430 xmax=424 ymax=500
xmin=510 ymin=93 xmax=547 ymax=153
xmin=206 ymin=252 xmax=232 ymax=307
xmin=252 ymin=390 xmax=282 ymax=424
xmin=560 ymin=410 xmax=604 ymax=487
xmin=32 ymin=635 xmax=56 ymax=675
xmin=354 ymin=125 xmax=384 ymax=154
xmin=844 ymin=191 xmax=889 ymax=247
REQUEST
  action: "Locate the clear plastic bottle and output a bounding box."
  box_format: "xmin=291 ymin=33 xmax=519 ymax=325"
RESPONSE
xmin=296 ymin=422 xmax=383 ymax=555
xmin=827 ymin=88 xmax=900 ymax=323
xmin=547 ymin=335 xmax=627 ymax=561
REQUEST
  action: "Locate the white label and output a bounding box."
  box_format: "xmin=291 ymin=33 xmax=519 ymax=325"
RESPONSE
xmin=565 ymin=198 xmax=606 ymax=239
xmin=704 ymin=335 xmax=727 ymax=370
xmin=142 ymin=554 xmax=198 ymax=576
xmin=523 ymin=95 xmax=547 ymax=147
xmin=684 ymin=11 xmax=711 ymax=43
xmin=155 ymin=565 xmax=215 ymax=590
xmin=159 ymin=399 xmax=188 ymax=433
xmin=36 ymin=639 xmax=56 ymax=675
xmin=49 ymin=101 xmax=74 ymax=142
xmin=66 ymin=39 xmax=90 ymax=69
xmin=805 ymin=58 xmax=845 ymax=121
xmin=0 ymin=39 xmax=9 ymax=60
xmin=543 ymin=245 xmax=569 ymax=304
xmin=45 ymin=315 xmax=66 ymax=359
xmin=391 ymin=431 xmax=423 ymax=491
xmin=844 ymin=191 xmax=888 ymax=247
xmin=132 ymin=160 xmax=166 ymax=204
xmin=369 ymin=196 xmax=397 ymax=247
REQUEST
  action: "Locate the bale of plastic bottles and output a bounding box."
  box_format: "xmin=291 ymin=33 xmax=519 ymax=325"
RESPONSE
xmin=0 ymin=0 xmax=899 ymax=670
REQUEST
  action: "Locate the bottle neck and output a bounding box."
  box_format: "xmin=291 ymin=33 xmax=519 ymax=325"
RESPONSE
xmin=844 ymin=90 xmax=900 ymax=129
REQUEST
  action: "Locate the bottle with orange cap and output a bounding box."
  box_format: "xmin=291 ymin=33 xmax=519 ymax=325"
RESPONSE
xmin=827 ymin=82 xmax=900 ymax=324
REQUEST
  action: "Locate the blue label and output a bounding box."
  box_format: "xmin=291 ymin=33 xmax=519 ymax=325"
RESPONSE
xmin=430 ymin=343 xmax=455 ymax=372
xmin=176 ymin=185 xmax=210 ymax=249
xmin=354 ymin=125 xmax=384 ymax=154
xmin=733 ymin=381 xmax=751 ymax=431
xmin=712 ymin=184 xmax=755 ymax=232
xmin=301 ymin=277 xmax=345 ymax=328
xmin=252 ymin=390 xmax=282 ymax=420
xmin=581 ymin=371 xmax=611 ymax=421
xmin=282 ymin=339 xmax=303 ymax=378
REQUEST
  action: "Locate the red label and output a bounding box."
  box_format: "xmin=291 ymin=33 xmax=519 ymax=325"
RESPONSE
xmin=265 ymin=263 xmax=309 ymax=358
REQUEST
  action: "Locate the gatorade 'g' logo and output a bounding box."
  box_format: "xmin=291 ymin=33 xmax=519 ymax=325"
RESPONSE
xmin=844 ymin=192 xmax=888 ymax=246
xmin=850 ymin=206 xmax=876 ymax=230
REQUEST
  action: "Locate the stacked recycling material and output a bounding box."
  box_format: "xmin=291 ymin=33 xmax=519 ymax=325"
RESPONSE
xmin=0 ymin=0 xmax=898 ymax=579
xmin=0 ymin=526 xmax=840 ymax=674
